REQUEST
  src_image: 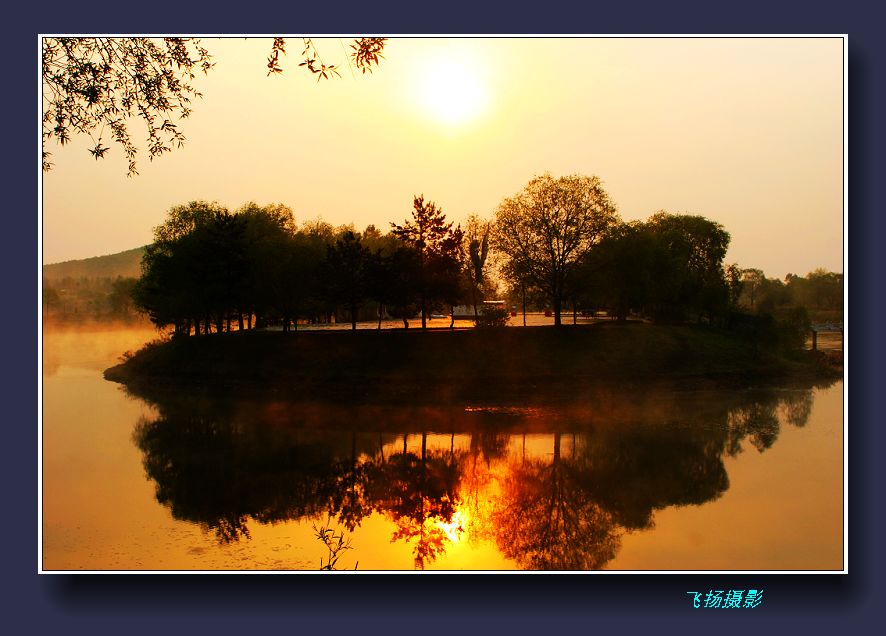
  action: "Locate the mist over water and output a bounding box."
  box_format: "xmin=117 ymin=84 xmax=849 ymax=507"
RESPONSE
xmin=41 ymin=325 xmax=843 ymax=571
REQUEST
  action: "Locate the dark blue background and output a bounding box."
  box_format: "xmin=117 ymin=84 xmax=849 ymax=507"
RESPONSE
xmin=8 ymin=1 xmax=881 ymax=632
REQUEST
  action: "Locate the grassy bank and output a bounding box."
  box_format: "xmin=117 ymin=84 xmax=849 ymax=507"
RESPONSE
xmin=105 ymin=322 xmax=840 ymax=405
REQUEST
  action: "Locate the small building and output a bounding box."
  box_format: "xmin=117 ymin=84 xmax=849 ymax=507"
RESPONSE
xmin=452 ymin=300 xmax=507 ymax=320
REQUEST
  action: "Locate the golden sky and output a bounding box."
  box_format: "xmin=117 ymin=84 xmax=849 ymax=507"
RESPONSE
xmin=41 ymin=37 xmax=844 ymax=277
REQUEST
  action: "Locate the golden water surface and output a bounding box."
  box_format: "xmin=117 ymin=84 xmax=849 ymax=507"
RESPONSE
xmin=41 ymin=325 xmax=844 ymax=571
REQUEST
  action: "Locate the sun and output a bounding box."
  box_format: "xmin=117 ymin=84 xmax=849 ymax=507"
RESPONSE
xmin=418 ymin=56 xmax=489 ymax=126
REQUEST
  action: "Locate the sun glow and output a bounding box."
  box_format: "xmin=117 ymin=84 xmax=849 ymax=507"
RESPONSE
xmin=418 ymin=56 xmax=489 ymax=126
xmin=436 ymin=510 xmax=466 ymax=543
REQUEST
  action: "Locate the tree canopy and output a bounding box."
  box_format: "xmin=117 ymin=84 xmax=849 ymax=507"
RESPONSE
xmin=391 ymin=195 xmax=464 ymax=329
xmin=573 ymin=212 xmax=733 ymax=323
xmin=493 ymin=173 xmax=619 ymax=326
xmin=132 ymin=195 xmax=469 ymax=334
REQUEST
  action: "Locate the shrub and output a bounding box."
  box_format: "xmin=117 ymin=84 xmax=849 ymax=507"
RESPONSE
xmin=777 ymin=305 xmax=811 ymax=352
xmin=728 ymin=305 xmax=810 ymax=354
xmin=474 ymin=306 xmax=511 ymax=328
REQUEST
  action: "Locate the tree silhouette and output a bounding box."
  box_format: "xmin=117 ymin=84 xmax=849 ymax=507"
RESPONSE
xmin=494 ymin=173 xmax=619 ymax=326
xmin=490 ymin=433 xmax=622 ymax=570
xmin=134 ymin=206 xmax=231 ymax=336
xmin=369 ymin=433 xmax=465 ymax=569
xmin=573 ymin=221 xmax=656 ymax=322
xmin=133 ymin=200 xmax=338 ymax=334
xmin=391 ymin=196 xmax=464 ymax=329
xmin=462 ymin=215 xmax=492 ymax=320
xmin=323 ymin=231 xmax=372 ymax=330
xmin=644 ymin=212 xmax=731 ymax=323
xmin=132 ymin=401 xmax=386 ymax=544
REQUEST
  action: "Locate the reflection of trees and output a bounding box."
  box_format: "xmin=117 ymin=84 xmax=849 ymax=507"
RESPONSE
xmin=492 ymin=433 xmax=621 ymax=570
xmin=369 ymin=433 xmax=465 ymax=569
xmin=133 ymin=405 xmax=382 ymax=542
xmin=728 ymin=401 xmax=780 ymax=452
xmin=488 ymin=388 xmax=818 ymax=570
xmin=130 ymin=384 xmax=820 ymax=568
xmin=780 ymin=390 xmax=814 ymax=428
xmin=459 ymin=430 xmax=510 ymax=545
xmin=726 ymin=389 xmax=813 ymax=455
xmin=577 ymin=421 xmax=732 ymax=532
xmin=327 ymin=432 xmax=373 ymax=532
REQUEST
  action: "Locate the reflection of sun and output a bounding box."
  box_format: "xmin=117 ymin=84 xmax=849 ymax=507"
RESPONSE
xmin=436 ymin=510 xmax=466 ymax=543
xmin=418 ymin=57 xmax=488 ymax=126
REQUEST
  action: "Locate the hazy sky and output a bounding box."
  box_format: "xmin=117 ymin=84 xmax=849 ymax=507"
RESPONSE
xmin=41 ymin=37 xmax=844 ymax=277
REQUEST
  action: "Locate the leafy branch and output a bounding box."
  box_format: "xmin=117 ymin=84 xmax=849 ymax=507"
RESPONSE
xmin=43 ymin=37 xmax=387 ymax=175
xmin=314 ymin=520 xmax=358 ymax=571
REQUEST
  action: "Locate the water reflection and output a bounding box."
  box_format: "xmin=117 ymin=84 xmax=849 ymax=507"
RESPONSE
xmin=131 ymin=386 xmax=827 ymax=570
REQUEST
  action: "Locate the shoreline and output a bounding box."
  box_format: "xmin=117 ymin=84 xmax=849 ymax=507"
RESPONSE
xmin=105 ymin=322 xmax=842 ymax=407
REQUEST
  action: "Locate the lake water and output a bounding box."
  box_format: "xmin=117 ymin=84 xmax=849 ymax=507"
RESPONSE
xmin=41 ymin=324 xmax=844 ymax=571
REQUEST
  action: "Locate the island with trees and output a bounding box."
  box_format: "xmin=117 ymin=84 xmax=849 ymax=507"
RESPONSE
xmin=104 ymin=173 xmax=842 ymax=405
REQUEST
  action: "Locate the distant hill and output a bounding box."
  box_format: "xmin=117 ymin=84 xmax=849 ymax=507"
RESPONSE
xmin=43 ymin=246 xmax=145 ymax=281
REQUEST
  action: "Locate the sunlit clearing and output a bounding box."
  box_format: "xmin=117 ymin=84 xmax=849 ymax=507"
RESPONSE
xmin=418 ymin=57 xmax=488 ymax=126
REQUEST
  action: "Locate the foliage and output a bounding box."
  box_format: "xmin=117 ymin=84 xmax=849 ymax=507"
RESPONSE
xmin=779 ymin=305 xmax=812 ymax=351
xmin=728 ymin=306 xmax=812 ymax=355
xmin=493 ymin=173 xmax=619 ymax=326
xmin=266 ymin=37 xmax=386 ymax=78
xmin=643 ymin=212 xmax=732 ymax=323
xmin=42 ymin=275 xmax=141 ymax=322
xmin=43 ymin=37 xmax=386 ymax=175
xmin=125 ymin=189 xmax=839 ymax=341
xmin=735 ymin=267 xmax=842 ymax=328
xmin=569 ymin=212 xmax=734 ymax=325
xmin=462 ymin=214 xmax=492 ymax=319
xmin=474 ymin=306 xmax=511 ymax=328
xmin=732 ymin=268 xmax=843 ymax=351
xmin=573 ymin=221 xmax=655 ymax=321
xmin=134 ymin=198 xmax=464 ymax=333
xmin=391 ymin=196 xmax=464 ymax=328
xmin=323 ymin=231 xmax=373 ymax=330
xmin=785 ymin=269 xmax=843 ymax=312
xmin=134 ymin=201 xmax=295 ymax=335
xmin=376 ymin=245 xmax=422 ymax=328
xmin=315 ymin=520 xmax=357 ymax=571
xmin=42 ymin=38 xmax=213 ymax=175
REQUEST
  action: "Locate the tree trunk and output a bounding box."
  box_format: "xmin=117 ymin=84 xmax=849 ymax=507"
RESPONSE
xmin=351 ymin=302 xmax=357 ymax=330
xmin=522 ymin=284 xmax=527 ymax=327
xmin=237 ymin=310 xmax=244 ymax=332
